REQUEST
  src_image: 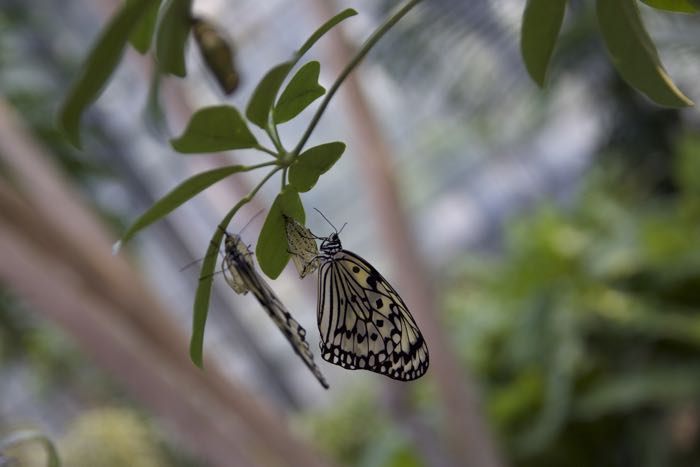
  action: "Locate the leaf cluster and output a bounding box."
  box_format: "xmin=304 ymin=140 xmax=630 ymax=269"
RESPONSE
xmin=521 ymin=0 xmax=695 ymax=107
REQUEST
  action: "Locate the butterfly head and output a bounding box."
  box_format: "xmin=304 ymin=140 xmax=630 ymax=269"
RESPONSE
xmin=320 ymin=232 xmax=342 ymax=256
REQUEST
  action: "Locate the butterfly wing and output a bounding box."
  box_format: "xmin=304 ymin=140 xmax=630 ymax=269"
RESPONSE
xmin=317 ymin=250 xmax=429 ymax=381
xmin=224 ymin=234 xmax=329 ymax=389
xmin=222 ymin=235 xmax=253 ymax=294
xmin=284 ymin=215 xmax=320 ymax=278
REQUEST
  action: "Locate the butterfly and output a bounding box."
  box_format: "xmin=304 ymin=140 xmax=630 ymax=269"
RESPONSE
xmin=287 ymin=214 xmax=429 ymax=381
xmin=221 ymin=229 xmax=329 ymax=389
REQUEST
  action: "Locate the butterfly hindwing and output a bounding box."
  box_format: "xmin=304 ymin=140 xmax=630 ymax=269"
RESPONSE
xmin=317 ymin=249 xmax=429 ymax=381
xmin=223 ymin=233 xmax=329 ymax=389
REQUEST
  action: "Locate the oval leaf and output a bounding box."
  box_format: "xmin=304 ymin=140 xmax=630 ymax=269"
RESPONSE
xmin=521 ymin=0 xmax=567 ymax=87
xmin=129 ymin=0 xmax=161 ymax=54
xmin=597 ymin=0 xmax=693 ymax=108
xmin=641 ymin=0 xmax=698 ymax=13
xmin=256 ymin=187 xmax=305 ymax=279
xmin=121 ymin=165 xmax=248 ymax=244
xmin=246 ymin=62 xmax=294 ymax=128
xmin=171 ymin=105 xmax=257 ymax=153
xmin=289 ymin=141 xmax=345 ymax=192
xmin=155 ymin=0 xmax=192 ymax=77
xmin=274 ymin=61 xmax=326 ymax=124
xmin=296 ymin=8 xmax=358 ymax=58
xmin=58 ymin=0 xmax=156 ymax=148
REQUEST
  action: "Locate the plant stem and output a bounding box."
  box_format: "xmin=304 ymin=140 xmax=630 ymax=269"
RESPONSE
xmin=254 ymin=144 xmax=279 ymax=158
xmin=266 ymin=119 xmax=286 ymax=155
xmin=281 ymin=167 xmax=288 ymax=190
xmin=220 ymin=167 xmax=281 ymax=231
xmin=292 ymin=0 xmax=421 ymax=156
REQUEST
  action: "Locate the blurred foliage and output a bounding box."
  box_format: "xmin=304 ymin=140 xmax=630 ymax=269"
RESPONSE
xmin=59 ymin=408 xmax=166 ymax=467
xmin=300 ymin=387 xmax=425 ymax=467
xmin=448 ymin=132 xmax=700 ymax=466
xmin=0 ymin=430 xmax=60 ymax=467
xmin=0 ymin=290 xmax=117 ymax=399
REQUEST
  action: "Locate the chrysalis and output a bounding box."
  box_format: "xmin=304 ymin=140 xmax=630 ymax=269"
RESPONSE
xmin=193 ymin=17 xmax=240 ymax=95
xmin=284 ymin=215 xmax=320 ymax=278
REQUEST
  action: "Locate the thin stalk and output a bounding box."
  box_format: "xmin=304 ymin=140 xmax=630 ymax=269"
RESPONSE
xmin=254 ymin=144 xmax=279 ymax=158
xmin=266 ymin=118 xmax=286 ymax=155
xmin=219 ymin=167 xmax=281 ymax=233
xmin=292 ymin=0 xmax=421 ymax=156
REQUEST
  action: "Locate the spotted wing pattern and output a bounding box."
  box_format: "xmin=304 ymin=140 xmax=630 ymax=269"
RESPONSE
xmin=223 ymin=233 xmax=329 ymax=389
xmin=317 ymin=250 xmax=429 ymax=381
xmin=284 ymin=215 xmax=320 ymax=278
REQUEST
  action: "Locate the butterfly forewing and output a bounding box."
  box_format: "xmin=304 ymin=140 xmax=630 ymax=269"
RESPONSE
xmin=317 ymin=248 xmax=429 ymax=381
xmin=223 ymin=232 xmax=329 ymax=389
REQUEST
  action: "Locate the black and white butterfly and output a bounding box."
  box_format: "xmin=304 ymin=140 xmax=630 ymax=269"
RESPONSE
xmin=287 ymin=215 xmax=429 ymax=381
xmin=221 ymin=229 xmax=329 ymax=389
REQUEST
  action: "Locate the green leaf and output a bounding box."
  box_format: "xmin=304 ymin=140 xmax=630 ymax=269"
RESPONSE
xmin=597 ymin=0 xmax=693 ymax=107
xmin=129 ymin=0 xmax=161 ymax=53
xmin=641 ymin=0 xmax=698 ymax=13
xmin=246 ymin=62 xmax=293 ymax=129
xmin=521 ymin=0 xmax=567 ymax=87
xmin=171 ymin=105 xmax=257 ymax=153
xmin=155 ymin=0 xmax=192 ymax=77
xmin=121 ymin=165 xmax=248 ymax=244
xmin=289 ymin=141 xmax=345 ymax=192
xmin=58 ymin=0 xmax=156 ymax=148
xmin=256 ymin=187 xmax=305 ymax=279
xmin=274 ymin=61 xmax=326 ymax=124
xmin=190 ymin=213 xmax=230 ymax=367
xmin=296 ymin=8 xmax=358 ymax=58
xmin=244 ymin=8 xmax=356 ymax=129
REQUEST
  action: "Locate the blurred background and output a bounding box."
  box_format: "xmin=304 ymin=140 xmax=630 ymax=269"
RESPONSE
xmin=1 ymin=0 xmax=700 ymax=465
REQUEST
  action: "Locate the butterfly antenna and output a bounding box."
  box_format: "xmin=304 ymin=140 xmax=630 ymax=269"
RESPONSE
xmin=239 ymin=209 xmax=265 ymax=235
xmin=180 ymin=236 xmax=226 ymax=272
xmin=338 ymin=222 xmax=348 ymax=235
xmin=179 ymin=256 xmax=205 ymax=272
xmin=313 ymin=208 xmax=338 ymax=233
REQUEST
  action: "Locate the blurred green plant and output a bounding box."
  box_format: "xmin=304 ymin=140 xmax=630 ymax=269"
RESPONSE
xmin=299 ymin=387 xmax=425 ymax=467
xmin=441 ymin=133 xmax=700 ymax=465
xmin=59 ymin=408 xmax=166 ymax=467
xmin=0 ymin=430 xmax=60 ymax=467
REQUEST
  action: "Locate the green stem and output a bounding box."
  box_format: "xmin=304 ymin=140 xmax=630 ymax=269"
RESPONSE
xmin=219 ymin=167 xmax=281 ymax=232
xmin=281 ymin=167 xmax=288 ymax=190
xmin=292 ymin=0 xmax=421 ymax=156
xmin=266 ymin=118 xmax=286 ymax=155
xmin=254 ymin=144 xmax=279 ymax=158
